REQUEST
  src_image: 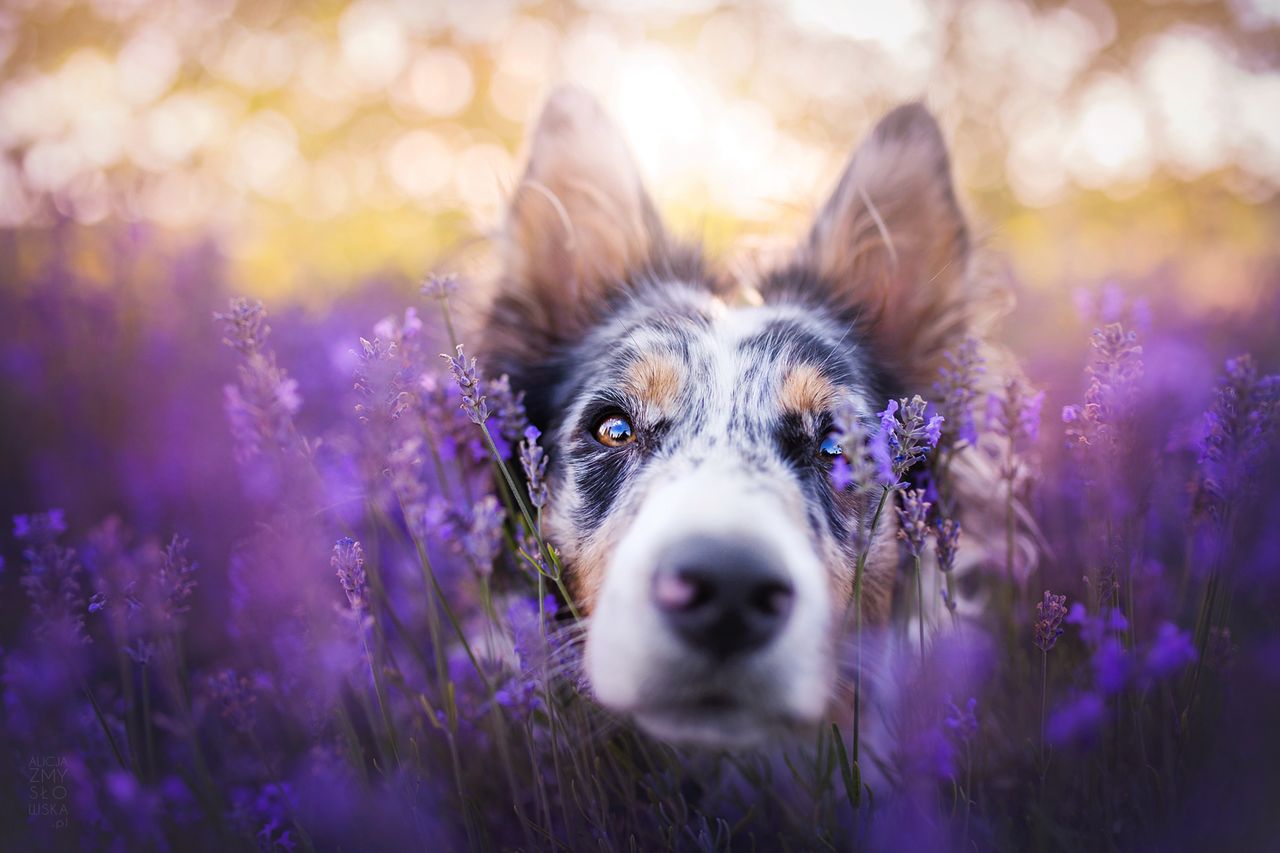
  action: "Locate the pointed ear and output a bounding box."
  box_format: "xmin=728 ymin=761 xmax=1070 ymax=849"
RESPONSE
xmin=787 ymin=104 xmax=972 ymax=385
xmin=484 ymin=86 xmax=664 ymax=382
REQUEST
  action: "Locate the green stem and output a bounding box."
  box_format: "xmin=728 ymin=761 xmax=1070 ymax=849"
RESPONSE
xmin=852 ymin=485 xmax=892 ymax=762
xmin=1040 ymin=651 xmax=1048 ymax=773
xmin=914 ymin=554 xmax=926 ymax=665
xmin=82 ymin=680 xmax=128 ymax=772
xmin=140 ymin=663 xmax=156 ymax=780
xmin=359 ymin=621 xmax=401 ymax=770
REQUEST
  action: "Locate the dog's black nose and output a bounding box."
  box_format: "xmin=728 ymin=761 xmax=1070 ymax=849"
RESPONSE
xmin=653 ymin=537 xmax=794 ymax=659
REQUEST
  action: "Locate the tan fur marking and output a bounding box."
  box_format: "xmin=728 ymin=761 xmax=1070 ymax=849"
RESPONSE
xmin=780 ymin=363 xmax=837 ymax=415
xmin=623 ymin=353 xmax=682 ymax=414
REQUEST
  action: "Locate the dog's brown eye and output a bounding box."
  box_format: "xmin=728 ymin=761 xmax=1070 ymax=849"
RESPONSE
xmin=595 ymin=414 xmax=635 ymax=447
xmin=818 ymin=434 xmax=842 ymax=460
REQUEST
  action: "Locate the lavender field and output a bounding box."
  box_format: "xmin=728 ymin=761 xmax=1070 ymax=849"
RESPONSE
xmin=2 ymin=224 xmax=1277 ymax=851
xmin=3 ymin=1 xmax=1280 ymax=851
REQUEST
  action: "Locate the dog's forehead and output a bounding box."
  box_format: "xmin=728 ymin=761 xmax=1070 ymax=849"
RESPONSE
xmin=564 ymin=281 xmax=872 ymax=425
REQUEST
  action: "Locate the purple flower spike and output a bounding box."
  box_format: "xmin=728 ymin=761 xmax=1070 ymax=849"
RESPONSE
xmin=332 ymin=538 xmax=368 ymax=613
xmin=933 ymin=337 xmax=985 ymax=447
xmin=933 ymin=517 xmax=961 ymax=573
xmin=897 ymin=488 xmax=931 ymax=558
xmin=442 ymin=345 xmax=490 ymax=425
xmin=1034 ymin=591 xmax=1068 ymax=652
xmin=520 ymin=427 xmax=549 ymax=510
xmin=420 ymin=272 xmax=460 ymax=300
xmin=878 ymin=394 xmax=941 ymax=482
xmin=829 ymin=398 xmax=883 ymax=493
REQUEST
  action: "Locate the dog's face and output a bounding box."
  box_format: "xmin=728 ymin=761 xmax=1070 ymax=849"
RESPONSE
xmin=484 ymin=88 xmax=971 ymax=746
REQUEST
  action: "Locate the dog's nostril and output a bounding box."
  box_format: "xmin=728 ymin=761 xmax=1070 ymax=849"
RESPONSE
xmin=653 ymin=570 xmax=703 ymax=611
xmin=751 ymin=581 xmax=794 ymax=619
xmin=652 ymin=536 xmax=794 ymax=659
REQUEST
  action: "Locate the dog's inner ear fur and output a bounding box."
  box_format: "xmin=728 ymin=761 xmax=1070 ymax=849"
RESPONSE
xmin=786 ymin=104 xmax=972 ymax=385
xmin=485 ymin=86 xmax=665 ymax=381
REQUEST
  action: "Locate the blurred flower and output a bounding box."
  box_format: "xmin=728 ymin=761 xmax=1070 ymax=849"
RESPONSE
xmin=1065 ymin=601 xmax=1128 ymax=647
xmin=934 ymin=338 xmax=984 ymax=448
xmin=934 ymin=517 xmax=961 ymax=574
xmin=1143 ymin=622 xmax=1196 ymax=680
xmin=216 ymin=299 xmax=303 ymax=462
xmin=354 ymin=336 xmax=413 ymax=426
xmin=1062 ymin=322 xmax=1143 ymax=459
xmin=332 ymin=537 xmax=368 ymax=613
xmin=897 ymin=488 xmax=931 ymax=557
xmin=987 ymin=377 xmax=1045 ymax=447
xmin=1034 ymin=591 xmax=1068 ymax=652
xmin=488 ymin=373 xmax=530 ymax=449
xmin=1091 ymin=638 xmax=1132 ymax=693
xmin=16 ymin=510 xmax=89 ymax=646
xmin=157 ymin=534 xmax=198 ymax=623
xmin=463 ymin=496 xmax=504 ymax=576
xmin=420 ymin=272 xmax=460 ymax=301
xmin=214 ymin=298 xmax=269 ymax=357
xmin=944 ymin=695 xmax=979 ymax=744
xmin=1193 ymin=354 xmax=1279 ymax=524
xmin=1047 ymin=692 xmax=1105 ymax=745
xmin=829 ymin=397 xmax=893 ymax=492
xmin=209 ymin=668 xmax=258 ymax=735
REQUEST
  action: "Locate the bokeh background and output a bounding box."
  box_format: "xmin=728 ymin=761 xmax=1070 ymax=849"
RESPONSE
xmin=2 ymin=0 xmax=1278 ymax=299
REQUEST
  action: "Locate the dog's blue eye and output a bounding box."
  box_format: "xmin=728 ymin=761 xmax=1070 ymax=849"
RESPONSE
xmin=818 ymin=434 xmax=842 ymax=459
xmin=594 ymin=414 xmax=635 ymax=448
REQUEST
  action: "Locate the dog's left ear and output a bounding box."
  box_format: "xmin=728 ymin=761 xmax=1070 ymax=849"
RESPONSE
xmin=771 ymin=104 xmax=971 ymax=385
xmin=483 ymin=86 xmax=666 ymax=396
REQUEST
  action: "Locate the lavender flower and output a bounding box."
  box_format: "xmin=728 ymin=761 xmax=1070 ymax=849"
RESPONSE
xmin=1034 ymin=591 xmax=1068 ymax=652
xmin=1062 ymin=322 xmax=1143 ymax=457
xmin=420 ymin=272 xmax=460 ymax=300
xmin=442 ymin=344 xmax=490 ymax=425
xmin=16 ymin=510 xmax=89 ymax=645
xmin=880 ymin=395 xmax=944 ymax=483
xmin=897 ymin=488 xmax=931 ymax=557
xmin=828 ymin=397 xmax=891 ymax=492
xmin=1193 ymin=354 xmax=1279 ymax=522
xmin=354 ymin=337 xmax=413 ymax=426
xmin=488 ymin=373 xmax=530 ymax=448
xmin=209 ymin=669 xmax=258 ymax=734
xmin=1143 ymin=622 xmax=1197 ymax=680
xmin=156 ymin=535 xmax=198 ymax=623
xmin=934 ymin=517 xmax=961 ymax=574
xmin=332 ymin=538 xmax=369 ymax=613
xmin=214 ymin=297 xmax=270 ymax=356
xmin=216 ymin=299 xmax=303 ymax=461
xmin=944 ymin=696 xmax=979 ymax=744
xmin=463 ymin=496 xmax=505 ymax=576
xmin=1091 ymin=638 xmax=1132 ymax=693
xmin=987 ymin=377 xmax=1045 ymax=448
xmin=520 ymin=426 xmax=549 ymax=510
xmin=934 ymin=337 xmax=984 ymax=447
xmin=1065 ymin=603 xmax=1126 ymax=651
xmin=1046 ymin=692 xmax=1105 ymax=745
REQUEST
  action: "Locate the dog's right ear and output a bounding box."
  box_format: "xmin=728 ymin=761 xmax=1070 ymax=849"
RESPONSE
xmin=483 ymin=86 xmax=665 ymax=388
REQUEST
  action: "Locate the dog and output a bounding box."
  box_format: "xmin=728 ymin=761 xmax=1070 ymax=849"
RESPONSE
xmin=481 ymin=86 xmax=1004 ymax=748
